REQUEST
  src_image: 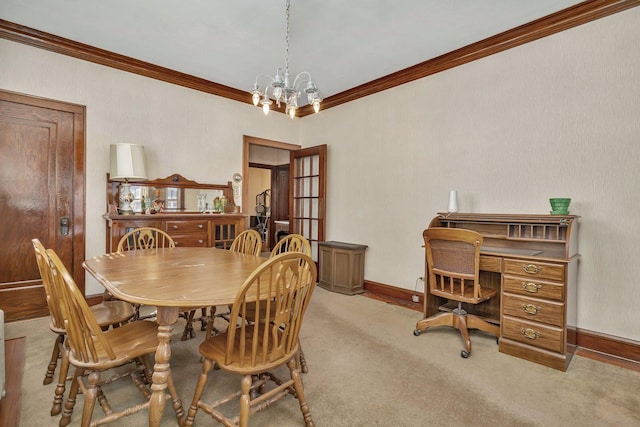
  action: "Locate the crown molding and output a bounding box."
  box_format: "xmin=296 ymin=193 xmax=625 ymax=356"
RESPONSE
xmin=1 ymin=0 xmax=638 ymax=117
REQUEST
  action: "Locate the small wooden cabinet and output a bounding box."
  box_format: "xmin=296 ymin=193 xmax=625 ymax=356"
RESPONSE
xmin=318 ymin=241 xmax=367 ymax=295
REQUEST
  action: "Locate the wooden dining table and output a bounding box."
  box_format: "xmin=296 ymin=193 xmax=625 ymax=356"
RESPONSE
xmin=83 ymin=246 xmax=266 ymax=427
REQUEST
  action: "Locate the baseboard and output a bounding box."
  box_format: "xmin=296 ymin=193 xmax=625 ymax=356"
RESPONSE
xmin=363 ymin=280 xmax=640 ymax=364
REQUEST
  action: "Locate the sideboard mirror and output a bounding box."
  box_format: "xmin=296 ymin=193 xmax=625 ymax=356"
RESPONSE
xmin=107 ymin=173 xmax=237 ymax=214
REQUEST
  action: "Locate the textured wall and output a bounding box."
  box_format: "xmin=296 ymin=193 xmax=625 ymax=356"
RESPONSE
xmin=0 ymin=38 xmax=297 ymax=295
xmin=300 ymin=8 xmax=640 ymax=340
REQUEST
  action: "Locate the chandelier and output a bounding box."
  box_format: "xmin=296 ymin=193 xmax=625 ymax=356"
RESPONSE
xmin=250 ymin=0 xmax=322 ymax=118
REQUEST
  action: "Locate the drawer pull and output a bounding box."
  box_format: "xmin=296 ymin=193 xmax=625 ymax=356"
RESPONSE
xmin=521 ymin=328 xmax=541 ymax=340
xmin=522 ymin=264 xmax=543 ymax=275
xmin=198 ymin=239 xmax=204 ymax=244
xmin=521 ymin=304 xmax=541 ymax=315
xmin=172 ymin=225 xmax=178 ymax=230
xmin=522 ymin=282 xmax=542 ymax=293
xmin=174 ymin=241 xmax=179 ymax=246
xmin=198 ymin=224 xmax=204 ymax=229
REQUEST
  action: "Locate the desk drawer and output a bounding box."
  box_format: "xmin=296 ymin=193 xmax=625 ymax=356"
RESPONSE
xmin=502 ymin=316 xmax=563 ymax=353
xmin=503 ymin=259 xmax=565 ymax=282
xmin=479 ymin=255 xmax=501 ymax=273
xmin=502 ymin=293 xmax=564 ymax=327
xmin=503 ymin=275 xmax=564 ymax=301
xmin=166 ymin=220 xmax=208 ymax=233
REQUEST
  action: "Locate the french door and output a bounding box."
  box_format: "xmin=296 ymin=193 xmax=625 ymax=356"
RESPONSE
xmin=289 ymin=145 xmax=327 ymax=261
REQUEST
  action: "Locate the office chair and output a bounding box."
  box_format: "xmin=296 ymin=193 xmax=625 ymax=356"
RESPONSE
xmin=414 ymin=227 xmax=499 ymax=358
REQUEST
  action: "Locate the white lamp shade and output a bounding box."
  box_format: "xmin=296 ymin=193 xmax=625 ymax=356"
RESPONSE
xmin=109 ymin=143 xmax=148 ymax=182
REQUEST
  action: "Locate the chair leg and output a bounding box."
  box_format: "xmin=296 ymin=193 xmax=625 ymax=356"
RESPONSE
xmin=451 ymin=313 xmax=472 ymax=355
xmin=204 ymin=306 xmax=221 ymax=340
xmin=200 ymin=307 xmax=208 ymax=331
xmin=181 ymin=310 xmax=197 ymax=341
xmin=414 ymin=311 xmax=455 ymax=333
xmin=239 ymin=375 xmax=252 ymax=427
xmin=51 ymin=344 xmax=70 ymax=416
xmin=80 ymin=371 xmax=100 ymax=427
xmin=287 ymin=359 xmax=314 ymax=426
xmin=60 ymin=367 xmax=84 ymax=427
xmin=467 ymin=314 xmax=500 ymax=338
xmin=185 ymin=358 xmax=214 ymax=426
xmin=44 ymin=334 xmax=64 ymax=385
xmin=165 ymin=364 xmax=186 ymax=422
xmin=298 ymin=344 xmax=309 ymax=374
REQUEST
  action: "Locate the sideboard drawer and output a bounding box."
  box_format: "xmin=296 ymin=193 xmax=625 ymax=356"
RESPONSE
xmin=503 ymin=259 xmax=565 ymax=282
xmin=502 ymin=316 xmax=563 ymax=353
xmin=171 ymin=234 xmax=208 ymax=247
xmin=502 ymin=293 xmax=564 ymax=327
xmin=503 ymin=275 xmax=564 ymax=301
xmin=166 ymin=220 xmax=208 ymax=233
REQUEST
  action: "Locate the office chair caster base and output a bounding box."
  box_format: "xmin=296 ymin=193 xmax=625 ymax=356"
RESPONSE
xmin=461 ymin=350 xmax=470 ymax=358
xmin=413 ymin=329 xmax=421 ymax=336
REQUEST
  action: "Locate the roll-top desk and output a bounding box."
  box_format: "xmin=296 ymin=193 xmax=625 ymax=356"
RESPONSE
xmin=426 ymin=213 xmax=579 ymax=371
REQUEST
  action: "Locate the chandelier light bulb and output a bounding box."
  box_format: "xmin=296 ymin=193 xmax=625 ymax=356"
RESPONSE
xmin=288 ymin=106 xmax=296 ymax=118
xmin=313 ymin=99 xmax=321 ymax=113
xmin=251 ymin=91 xmax=261 ymax=106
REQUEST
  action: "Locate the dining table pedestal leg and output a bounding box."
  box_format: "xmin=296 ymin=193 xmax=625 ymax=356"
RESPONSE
xmin=150 ymin=306 xmax=184 ymax=427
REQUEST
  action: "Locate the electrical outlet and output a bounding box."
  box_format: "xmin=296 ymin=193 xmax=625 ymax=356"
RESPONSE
xmin=411 ymin=294 xmax=419 ymax=303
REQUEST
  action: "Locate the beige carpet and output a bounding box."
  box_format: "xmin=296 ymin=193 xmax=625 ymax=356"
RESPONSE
xmin=6 ymin=287 xmax=640 ymax=426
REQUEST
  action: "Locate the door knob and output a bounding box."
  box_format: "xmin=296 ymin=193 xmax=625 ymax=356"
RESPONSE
xmin=60 ymin=217 xmax=69 ymax=236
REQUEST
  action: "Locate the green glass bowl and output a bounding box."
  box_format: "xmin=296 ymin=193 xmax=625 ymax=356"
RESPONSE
xmin=550 ymin=198 xmax=571 ymax=208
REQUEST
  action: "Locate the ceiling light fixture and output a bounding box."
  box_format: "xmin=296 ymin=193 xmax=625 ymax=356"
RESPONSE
xmin=250 ymin=0 xmax=322 ymax=118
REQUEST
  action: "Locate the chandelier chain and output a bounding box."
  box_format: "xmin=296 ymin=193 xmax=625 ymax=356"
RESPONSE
xmin=285 ymin=0 xmax=290 ymax=76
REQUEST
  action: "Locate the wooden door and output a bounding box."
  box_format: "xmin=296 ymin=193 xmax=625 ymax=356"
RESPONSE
xmin=0 ymin=90 xmax=85 ymax=321
xmin=289 ymin=145 xmax=327 ymax=261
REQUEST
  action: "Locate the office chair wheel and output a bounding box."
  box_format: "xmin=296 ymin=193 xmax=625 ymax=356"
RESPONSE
xmin=413 ymin=329 xmax=421 ymax=336
xmin=461 ymin=350 xmax=470 ymax=358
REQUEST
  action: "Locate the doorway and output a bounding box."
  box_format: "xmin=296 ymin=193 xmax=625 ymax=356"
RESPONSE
xmin=243 ymin=136 xmax=299 ymax=252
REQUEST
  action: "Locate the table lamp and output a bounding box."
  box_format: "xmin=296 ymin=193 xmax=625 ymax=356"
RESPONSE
xmin=109 ymin=143 xmax=148 ymax=214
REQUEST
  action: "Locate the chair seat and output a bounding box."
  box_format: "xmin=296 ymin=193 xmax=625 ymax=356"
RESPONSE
xmin=431 ymin=285 xmax=497 ymax=305
xmin=91 ymin=300 xmax=136 ymax=326
xmin=199 ymin=325 xmax=295 ymax=375
xmin=68 ymin=320 xmax=159 ymax=369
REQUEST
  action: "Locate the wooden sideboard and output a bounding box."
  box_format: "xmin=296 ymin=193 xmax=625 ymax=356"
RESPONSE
xmin=104 ymin=213 xmax=247 ymax=253
xmin=427 ymin=212 xmax=580 ymax=371
xmin=104 ymin=174 xmax=247 ymax=252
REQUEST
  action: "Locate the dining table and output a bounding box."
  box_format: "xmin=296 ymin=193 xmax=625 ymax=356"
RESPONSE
xmin=83 ymin=246 xmax=266 ymax=427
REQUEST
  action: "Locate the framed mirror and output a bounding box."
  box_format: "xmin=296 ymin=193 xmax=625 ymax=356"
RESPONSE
xmin=107 ymin=173 xmax=237 ymax=214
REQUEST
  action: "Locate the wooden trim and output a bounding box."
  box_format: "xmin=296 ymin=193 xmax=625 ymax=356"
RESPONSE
xmin=576 ymin=328 xmax=640 ymax=363
xmin=2 ymin=1 xmax=639 ymax=117
xmin=364 ymin=280 xmax=640 ymax=365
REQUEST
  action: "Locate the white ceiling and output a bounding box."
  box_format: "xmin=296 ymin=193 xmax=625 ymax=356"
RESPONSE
xmin=1 ymin=0 xmax=584 ymax=102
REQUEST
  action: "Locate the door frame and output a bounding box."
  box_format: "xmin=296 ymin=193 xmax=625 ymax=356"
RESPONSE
xmin=241 ymin=135 xmax=300 ymax=216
